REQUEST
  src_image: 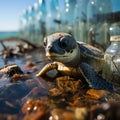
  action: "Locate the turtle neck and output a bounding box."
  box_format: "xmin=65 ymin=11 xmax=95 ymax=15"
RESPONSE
xmin=64 ymin=44 xmax=81 ymax=67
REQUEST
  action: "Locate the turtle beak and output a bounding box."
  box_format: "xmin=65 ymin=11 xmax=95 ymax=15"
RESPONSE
xmin=45 ymin=43 xmax=65 ymax=57
xmin=45 ymin=45 xmax=55 ymax=57
xmin=46 ymin=52 xmax=52 ymax=57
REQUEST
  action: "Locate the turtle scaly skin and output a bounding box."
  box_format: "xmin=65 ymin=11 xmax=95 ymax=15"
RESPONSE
xmin=36 ymin=33 xmax=113 ymax=92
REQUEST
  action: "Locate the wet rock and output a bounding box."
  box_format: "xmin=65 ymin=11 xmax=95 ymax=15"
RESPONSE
xmin=0 ymin=64 xmax=23 ymax=77
xmin=0 ymin=100 xmax=20 ymax=114
xmin=0 ymin=114 xmax=17 ymax=120
xmin=0 ymin=83 xmax=29 ymax=100
xmin=62 ymin=110 xmax=75 ymax=120
xmin=11 ymin=73 xmax=30 ymax=83
xmin=50 ymin=108 xmax=87 ymax=120
xmin=25 ymin=79 xmax=39 ymax=90
xmin=0 ymin=82 xmax=32 ymax=113
xmin=22 ymin=78 xmax=54 ymax=103
xmin=0 ymin=82 xmax=31 ymax=114
xmin=86 ymin=89 xmax=111 ymax=99
xmin=87 ymin=102 xmax=120 ymax=120
xmin=103 ymin=92 xmax=120 ymax=102
xmin=24 ymin=61 xmax=35 ymax=68
xmin=49 ymin=108 xmax=67 ymax=120
xmin=22 ymin=61 xmax=38 ymax=73
xmin=21 ymin=99 xmax=50 ymax=120
xmin=22 ymin=87 xmax=48 ymax=104
xmin=75 ymin=107 xmax=88 ymax=120
xmin=0 ymin=64 xmax=24 ymax=85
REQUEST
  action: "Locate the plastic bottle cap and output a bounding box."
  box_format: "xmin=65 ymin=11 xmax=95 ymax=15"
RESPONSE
xmin=110 ymin=36 xmax=120 ymax=41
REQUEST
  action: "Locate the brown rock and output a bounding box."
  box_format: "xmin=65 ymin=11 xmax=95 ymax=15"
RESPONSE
xmin=86 ymin=89 xmax=110 ymax=99
xmin=22 ymin=99 xmax=50 ymax=120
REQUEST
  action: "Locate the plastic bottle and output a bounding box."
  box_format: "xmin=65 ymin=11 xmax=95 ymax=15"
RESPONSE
xmin=27 ymin=6 xmax=35 ymax=42
xmin=73 ymin=0 xmax=89 ymax=42
xmin=63 ymin=0 xmax=77 ymax=35
xmin=87 ymin=0 xmax=112 ymax=50
xmin=104 ymin=24 xmax=120 ymax=84
xmin=34 ymin=0 xmax=47 ymax=45
xmin=46 ymin=0 xmax=62 ymax=35
xmin=19 ymin=10 xmax=28 ymax=39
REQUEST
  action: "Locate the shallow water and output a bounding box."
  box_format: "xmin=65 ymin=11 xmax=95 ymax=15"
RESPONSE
xmin=0 ymin=48 xmax=46 ymax=86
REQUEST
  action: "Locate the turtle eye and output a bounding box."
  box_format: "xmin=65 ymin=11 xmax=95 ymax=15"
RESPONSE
xmin=59 ymin=37 xmax=68 ymax=49
xmin=43 ymin=37 xmax=47 ymax=47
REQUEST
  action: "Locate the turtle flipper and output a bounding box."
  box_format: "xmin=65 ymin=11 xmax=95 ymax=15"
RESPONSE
xmin=80 ymin=63 xmax=113 ymax=92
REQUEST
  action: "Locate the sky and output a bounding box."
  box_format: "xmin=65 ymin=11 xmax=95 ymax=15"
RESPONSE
xmin=0 ymin=0 xmax=38 ymax=31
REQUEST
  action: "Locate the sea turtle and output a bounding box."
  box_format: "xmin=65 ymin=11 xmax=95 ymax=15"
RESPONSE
xmin=36 ymin=32 xmax=114 ymax=92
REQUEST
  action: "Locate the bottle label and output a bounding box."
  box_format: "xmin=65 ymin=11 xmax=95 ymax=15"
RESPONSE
xmin=110 ymin=36 xmax=120 ymax=41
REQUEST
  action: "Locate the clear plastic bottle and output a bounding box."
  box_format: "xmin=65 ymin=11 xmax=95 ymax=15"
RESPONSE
xmin=27 ymin=6 xmax=35 ymax=42
xmin=87 ymin=0 xmax=112 ymax=50
xmin=31 ymin=3 xmax=39 ymax=43
xmin=104 ymin=24 xmax=120 ymax=84
xmin=19 ymin=9 xmax=29 ymax=39
xmin=73 ymin=0 xmax=89 ymax=42
xmin=46 ymin=0 xmax=62 ymax=35
xmin=63 ymin=0 xmax=77 ymax=35
xmin=34 ymin=0 xmax=47 ymax=45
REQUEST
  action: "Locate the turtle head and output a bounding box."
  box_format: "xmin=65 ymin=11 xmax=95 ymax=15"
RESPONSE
xmin=43 ymin=32 xmax=80 ymax=65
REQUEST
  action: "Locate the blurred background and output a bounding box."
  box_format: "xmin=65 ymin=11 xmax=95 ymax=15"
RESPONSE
xmin=0 ymin=0 xmax=120 ymax=50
